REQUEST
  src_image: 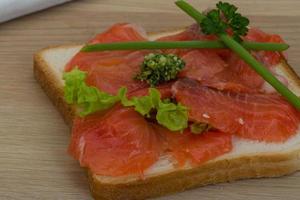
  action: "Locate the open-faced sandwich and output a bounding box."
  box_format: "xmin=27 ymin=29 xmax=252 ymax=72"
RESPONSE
xmin=34 ymin=1 xmax=300 ymax=200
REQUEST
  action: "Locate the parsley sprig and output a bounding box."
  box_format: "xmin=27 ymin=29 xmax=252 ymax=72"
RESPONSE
xmin=201 ymin=2 xmax=249 ymax=42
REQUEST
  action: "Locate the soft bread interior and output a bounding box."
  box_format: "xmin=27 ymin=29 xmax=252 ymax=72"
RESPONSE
xmin=39 ymin=29 xmax=300 ymax=184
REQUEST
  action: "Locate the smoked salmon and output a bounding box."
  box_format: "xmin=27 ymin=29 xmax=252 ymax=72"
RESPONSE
xmin=173 ymin=79 xmax=300 ymax=142
xmin=178 ymin=50 xmax=226 ymax=82
xmin=65 ymin=23 xmax=150 ymax=95
xmin=69 ymin=105 xmax=163 ymax=176
xmin=245 ymin=28 xmax=285 ymax=67
xmin=155 ymin=125 xmax=232 ymax=167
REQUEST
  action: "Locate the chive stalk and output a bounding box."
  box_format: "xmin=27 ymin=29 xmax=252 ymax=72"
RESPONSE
xmin=175 ymin=0 xmax=300 ymax=110
xmin=81 ymin=41 xmax=288 ymax=52
xmin=175 ymin=1 xmax=206 ymax=23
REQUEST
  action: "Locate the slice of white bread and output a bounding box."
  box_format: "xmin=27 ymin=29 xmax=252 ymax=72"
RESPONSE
xmin=33 ymin=29 xmax=300 ymax=200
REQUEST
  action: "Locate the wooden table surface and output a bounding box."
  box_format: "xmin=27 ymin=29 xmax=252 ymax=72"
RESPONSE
xmin=1 ymin=0 xmax=300 ymax=199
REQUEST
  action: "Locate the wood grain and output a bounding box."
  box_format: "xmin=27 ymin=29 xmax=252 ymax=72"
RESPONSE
xmin=0 ymin=0 xmax=300 ymax=199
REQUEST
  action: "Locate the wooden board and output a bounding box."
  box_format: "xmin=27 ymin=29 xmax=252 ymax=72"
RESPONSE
xmin=0 ymin=0 xmax=300 ymax=199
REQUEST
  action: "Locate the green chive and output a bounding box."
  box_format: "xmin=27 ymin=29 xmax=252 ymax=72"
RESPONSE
xmin=175 ymin=0 xmax=206 ymax=23
xmin=175 ymin=0 xmax=300 ymax=110
xmin=242 ymin=42 xmax=289 ymax=51
xmin=81 ymin=41 xmax=288 ymax=52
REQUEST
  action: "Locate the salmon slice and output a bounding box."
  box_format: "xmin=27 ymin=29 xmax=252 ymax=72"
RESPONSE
xmin=85 ymin=50 xmax=148 ymax=95
xmin=68 ymin=105 xmax=163 ymax=176
xmin=65 ymin=23 xmax=149 ymax=95
xmin=173 ymin=79 xmax=300 ymax=143
xmin=157 ymin=24 xmax=227 ymax=82
xmin=128 ymin=82 xmax=173 ymax=99
xmin=178 ymin=50 xmax=226 ymax=81
xmin=201 ymin=63 xmax=261 ymax=93
xmin=177 ymin=48 xmax=254 ymax=93
xmin=154 ymin=125 xmax=232 ymax=166
xmin=89 ymin=23 xmax=148 ymax=44
xmin=65 ymin=23 xmax=148 ymax=71
xmin=245 ymin=28 xmax=285 ymax=67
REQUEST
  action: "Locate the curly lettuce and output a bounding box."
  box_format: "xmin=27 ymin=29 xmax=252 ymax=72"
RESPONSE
xmin=63 ymin=68 xmax=119 ymax=116
xmin=120 ymin=87 xmax=188 ymax=131
xmin=64 ymin=68 xmax=188 ymax=131
xmin=156 ymin=102 xmax=188 ymax=131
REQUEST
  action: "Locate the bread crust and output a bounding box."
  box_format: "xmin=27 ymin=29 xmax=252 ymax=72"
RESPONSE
xmin=34 ymin=41 xmax=300 ymax=200
xmin=88 ymin=150 xmax=300 ymax=200
xmin=34 ymin=45 xmax=78 ymax=127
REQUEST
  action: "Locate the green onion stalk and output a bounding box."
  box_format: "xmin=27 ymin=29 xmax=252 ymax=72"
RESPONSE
xmin=81 ymin=41 xmax=288 ymax=52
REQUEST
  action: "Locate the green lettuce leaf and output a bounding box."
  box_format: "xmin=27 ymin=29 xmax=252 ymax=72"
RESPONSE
xmin=131 ymin=96 xmax=154 ymax=116
xmin=64 ymin=68 xmax=189 ymax=131
xmin=119 ymin=87 xmax=188 ymax=131
xmin=63 ymin=68 xmax=119 ymax=116
xmin=156 ymin=101 xmax=188 ymax=132
xmin=119 ymin=88 xmax=161 ymax=117
xmin=63 ymin=68 xmax=86 ymax=104
xmin=118 ymin=87 xmax=134 ymax=106
xmin=149 ymin=88 xmax=161 ymax=108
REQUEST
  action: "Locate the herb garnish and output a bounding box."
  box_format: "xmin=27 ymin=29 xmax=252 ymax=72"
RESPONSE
xmin=135 ymin=53 xmax=185 ymax=87
xmin=200 ymin=2 xmax=249 ymax=42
